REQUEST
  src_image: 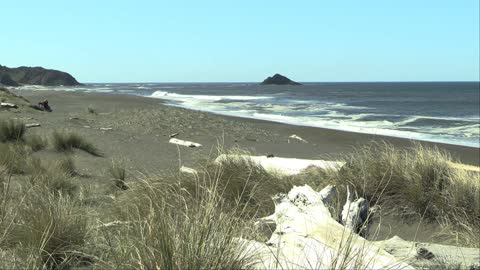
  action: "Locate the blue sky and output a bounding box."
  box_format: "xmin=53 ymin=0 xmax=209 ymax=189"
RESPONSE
xmin=2 ymin=0 xmax=479 ymax=82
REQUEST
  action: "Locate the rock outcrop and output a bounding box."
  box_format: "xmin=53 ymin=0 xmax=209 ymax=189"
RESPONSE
xmin=260 ymin=73 xmax=301 ymax=85
xmin=0 ymin=65 xmax=81 ymax=86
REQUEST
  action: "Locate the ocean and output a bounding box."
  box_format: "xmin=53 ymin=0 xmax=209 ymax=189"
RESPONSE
xmin=18 ymin=82 xmax=480 ymax=148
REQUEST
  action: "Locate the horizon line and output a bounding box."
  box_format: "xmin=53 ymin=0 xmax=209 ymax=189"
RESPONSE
xmin=80 ymin=80 xmax=480 ymax=84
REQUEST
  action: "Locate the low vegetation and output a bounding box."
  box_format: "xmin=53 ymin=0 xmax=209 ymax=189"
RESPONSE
xmin=52 ymin=130 xmax=102 ymax=156
xmin=0 ymin=128 xmax=478 ymax=269
xmin=0 ymin=119 xmax=26 ymax=142
xmin=109 ymin=160 xmax=127 ymax=190
xmin=25 ymin=134 xmax=48 ymax=151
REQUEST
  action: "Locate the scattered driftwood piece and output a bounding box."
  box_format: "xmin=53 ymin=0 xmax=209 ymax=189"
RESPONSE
xmin=169 ymin=133 xmax=179 ymax=138
xmin=25 ymin=123 xmax=41 ymax=128
xmin=100 ymin=127 xmax=113 ymax=131
xmin=169 ymin=138 xmax=202 ymax=148
xmin=288 ymin=134 xmax=308 ymax=143
xmin=240 ymin=185 xmax=413 ymax=269
xmin=179 ymin=166 xmax=198 ymax=176
xmin=0 ymin=102 xmax=18 ymax=108
xmin=215 ymin=155 xmax=345 ymax=175
xmin=69 ymin=117 xmax=80 ymax=120
xmin=83 ymin=126 xmax=91 ymax=129
xmin=375 ymin=236 xmax=480 ymax=269
xmin=341 ymin=185 xmax=371 ymax=237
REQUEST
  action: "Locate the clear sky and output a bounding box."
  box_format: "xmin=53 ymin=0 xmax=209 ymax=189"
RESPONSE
xmin=1 ymin=0 xmax=479 ymax=82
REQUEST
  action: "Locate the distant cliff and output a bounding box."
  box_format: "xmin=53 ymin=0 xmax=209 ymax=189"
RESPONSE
xmin=261 ymin=74 xmax=301 ymax=85
xmin=0 ymin=65 xmax=81 ymax=86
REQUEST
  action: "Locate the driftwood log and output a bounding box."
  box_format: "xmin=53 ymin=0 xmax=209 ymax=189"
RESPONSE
xmin=215 ymin=155 xmax=345 ymax=175
xmin=240 ymin=184 xmax=478 ymax=269
xmin=0 ymin=102 xmax=17 ymax=109
xmin=169 ymin=138 xmax=202 ymax=148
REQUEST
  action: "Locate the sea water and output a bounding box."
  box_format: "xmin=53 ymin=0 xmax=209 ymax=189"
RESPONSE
xmin=18 ymin=82 xmax=480 ymax=148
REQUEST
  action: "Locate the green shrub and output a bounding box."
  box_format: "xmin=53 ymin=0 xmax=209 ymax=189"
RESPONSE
xmin=0 ymin=119 xmax=26 ymax=142
xmin=52 ymin=131 xmax=101 ymax=156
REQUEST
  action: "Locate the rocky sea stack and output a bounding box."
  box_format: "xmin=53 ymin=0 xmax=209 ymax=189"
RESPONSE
xmin=261 ymin=73 xmax=302 ymax=85
xmin=0 ymin=65 xmax=81 ymax=86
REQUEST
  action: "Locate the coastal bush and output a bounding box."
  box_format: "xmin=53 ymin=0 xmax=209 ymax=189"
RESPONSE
xmin=52 ymin=130 xmax=101 ymax=156
xmin=0 ymin=119 xmax=26 ymax=142
xmin=25 ymin=134 xmax=47 ymax=152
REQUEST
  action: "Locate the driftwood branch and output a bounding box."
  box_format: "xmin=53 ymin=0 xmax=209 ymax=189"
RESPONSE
xmin=215 ymin=155 xmax=345 ymax=175
xmin=242 ymin=185 xmax=413 ymax=269
xmin=169 ymin=138 xmax=202 ymax=147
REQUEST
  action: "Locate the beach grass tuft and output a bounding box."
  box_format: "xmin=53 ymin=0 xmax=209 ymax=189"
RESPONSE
xmin=109 ymin=160 xmax=127 ymax=190
xmin=0 ymin=119 xmax=26 ymax=143
xmin=316 ymin=142 xmax=480 ymax=247
xmin=25 ymin=134 xmax=47 ymax=152
xmin=52 ymin=130 xmax=102 ymax=156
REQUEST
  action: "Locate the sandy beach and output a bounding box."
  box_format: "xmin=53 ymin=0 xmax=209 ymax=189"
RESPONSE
xmin=11 ymin=88 xmax=480 ymax=158
xmin=3 ymin=89 xmax=477 ymax=178
xmin=2 ymin=88 xmax=479 ymax=268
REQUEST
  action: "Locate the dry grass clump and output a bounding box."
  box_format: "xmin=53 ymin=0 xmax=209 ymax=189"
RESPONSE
xmin=96 ymin=170 xmax=258 ymax=269
xmin=25 ymin=134 xmax=47 ymax=152
xmin=86 ymin=106 xmax=97 ymax=114
xmin=52 ymin=130 xmax=101 ymax=156
xmin=316 ymin=142 xmax=480 ymax=247
xmin=6 ymin=191 xmax=90 ymax=269
xmin=0 ymin=119 xmax=26 ymax=142
xmin=0 ymin=144 xmax=29 ymax=174
xmin=108 ymin=160 xmax=127 ymax=190
xmin=182 ymin=149 xmax=304 ymax=218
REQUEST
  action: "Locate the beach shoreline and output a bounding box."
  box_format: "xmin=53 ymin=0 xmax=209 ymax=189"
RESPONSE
xmin=7 ymin=89 xmax=479 ymax=168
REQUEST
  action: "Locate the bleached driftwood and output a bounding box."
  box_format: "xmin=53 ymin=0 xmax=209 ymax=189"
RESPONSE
xmin=0 ymin=102 xmax=17 ymax=108
xmin=100 ymin=127 xmax=113 ymax=131
xmin=169 ymin=138 xmax=202 ymax=148
xmin=215 ymin=155 xmax=345 ymax=175
xmin=375 ymin=236 xmax=480 ymax=269
xmin=25 ymin=123 xmax=41 ymax=128
xmin=341 ymin=185 xmax=372 ymax=237
xmin=169 ymin=133 xmax=179 ymax=138
xmin=288 ymin=134 xmax=308 ymax=143
xmin=180 ymin=166 xmax=198 ymax=176
xmin=241 ymin=185 xmax=413 ymax=269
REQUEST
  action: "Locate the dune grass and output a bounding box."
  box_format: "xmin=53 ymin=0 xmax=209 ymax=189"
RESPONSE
xmin=0 ymin=135 xmax=478 ymax=269
xmin=108 ymin=160 xmax=127 ymax=190
xmin=52 ymin=130 xmax=102 ymax=156
xmin=25 ymin=134 xmax=47 ymax=152
xmin=97 ymin=174 xmax=258 ymax=269
xmin=310 ymin=142 xmax=480 ymax=247
xmin=0 ymin=119 xmax=26 ymax=143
